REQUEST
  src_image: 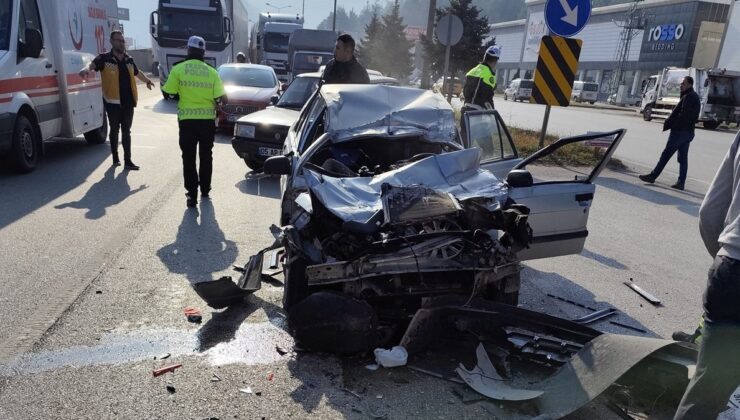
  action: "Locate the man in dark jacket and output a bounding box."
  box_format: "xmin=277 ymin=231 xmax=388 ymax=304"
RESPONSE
xmin=321 ymin=34 xmax=370 ymax=85
xmin=639 ymin=76 xmax=701 ymax=190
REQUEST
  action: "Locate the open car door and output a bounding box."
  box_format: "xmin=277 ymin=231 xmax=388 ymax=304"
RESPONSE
xmin=506 ymin=129 xmax=626 ymax=260
xmin=462 ymin=110 xmax=523 ymax=180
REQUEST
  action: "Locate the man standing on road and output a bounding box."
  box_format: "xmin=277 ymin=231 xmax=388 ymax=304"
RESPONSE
xmin=80 ymin=30 xmax=154 ymax=170
xmin=162 ymin=36 xmax=227 ymax=208
xmin=674 ymin=131 xmax=740 ymax=419
xmin=460 ymin=45 xmax=500 ymax=142
xmin=321 ymin=34 xmax=370 ymax=85
xmin=639 ymin=76 xmax=700 ymax=190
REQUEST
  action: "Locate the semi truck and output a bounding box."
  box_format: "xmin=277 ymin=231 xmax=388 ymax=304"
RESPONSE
xmin=0 ymin=0 xmax=119 ymax=173
xmin=639 ymin=66 xmax=740 ymax=130
xmin=150 ymin=0 xmax=248 ymax=96
xmin=286 ymin=29 xmax=336 ymax=83
xmin=249 ymin=12 xmax=304 ymax=82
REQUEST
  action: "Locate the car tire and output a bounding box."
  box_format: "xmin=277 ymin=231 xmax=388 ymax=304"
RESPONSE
xmin=589 ymin=101 xmax=595 ymax=105
xmin=84 ymin=110 xmax=108 ymax=145
xmin=484 ymin=272 xmax=520 ymax=307
xmin=283 ymin=254 xmax=309 ymax=311
xmin=10 ymin=115 xmax=40 ymax=174
xmin=244 ymin=158 xmax=263 ymax=171
xmin=703 ymin=120 xmax=720 ymax=130
xmin=643 ymin=105 xmax=653 ymax=121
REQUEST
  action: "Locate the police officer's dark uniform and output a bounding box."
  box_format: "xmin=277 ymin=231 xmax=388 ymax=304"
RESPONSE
xmin=460 ymin=45 xmax=501 ymax=142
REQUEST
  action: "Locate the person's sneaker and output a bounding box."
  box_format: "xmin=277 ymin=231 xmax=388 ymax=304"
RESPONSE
xmin=671 ymin=182 xmax=685 ymax=191
xmin=638 ymin=174 xmax=656 ymax=183
xmin=186 ymin=194 xmax=197 ymax=208
xmin=672 ymin=330 xmax=698 ymax=343
xmin=124 ymin=161 xmax=140 ymax=170
xmin=112 ymin=156 xmax=121 ymax=167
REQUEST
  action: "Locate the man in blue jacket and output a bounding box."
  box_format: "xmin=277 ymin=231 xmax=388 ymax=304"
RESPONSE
xmin=639 ymin=76 xmax=701 ymax=190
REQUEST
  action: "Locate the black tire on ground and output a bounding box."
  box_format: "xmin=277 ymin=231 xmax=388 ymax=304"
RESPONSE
xmin=282 ymin=255 xmax=309 ymax=311
xmin=589 ymin=101 xmax=595 ymax=105
xmin=484 ymin=272 xmax=520 ymax=307
xmin=9 ymin=114 xmax=40 ymax=174
xmin=84 ymin=110 xmax=108 ymax=144
xmin=244 ymin=158 xmax=263 ymax=171
xmin=643 ymin=105 xmax=653 ymax=121
xmin=703 ymin=120 xmax=720 ymax=130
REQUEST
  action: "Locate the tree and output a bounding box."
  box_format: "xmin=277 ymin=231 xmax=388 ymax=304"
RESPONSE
xmin=420 ymin=0 xmax=490 ymax=81
xmin=376 ymin=1 xmax=414 ymax=79
xmin=357 ymin=12 xmax=384 ymax=69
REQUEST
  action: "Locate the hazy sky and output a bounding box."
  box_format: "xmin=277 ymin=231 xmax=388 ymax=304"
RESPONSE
xmin=118 ymin=0 xmax=375 ymax=49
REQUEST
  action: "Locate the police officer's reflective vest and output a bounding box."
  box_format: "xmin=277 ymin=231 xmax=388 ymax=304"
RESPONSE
xmin=463 ymin=63 xmax=496 ymax=108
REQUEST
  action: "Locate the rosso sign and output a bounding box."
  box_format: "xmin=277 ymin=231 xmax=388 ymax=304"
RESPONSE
xmin=648 ymin=24 xmax=685 ymax=42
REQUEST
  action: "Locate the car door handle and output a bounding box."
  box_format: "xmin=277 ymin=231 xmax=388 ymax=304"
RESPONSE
xmin=575 ymin=193 xmax=593 ymax=202
xmin=45 ymin=62 xmax=52 ymax=69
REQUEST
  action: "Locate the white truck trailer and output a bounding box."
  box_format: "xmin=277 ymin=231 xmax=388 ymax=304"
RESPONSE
xmin=150 ymin=0 xmax=248 ymax=96
xmin=0 ymin=0 xmax=119 ymax=173
xmin=249 ymin=12 xmax=304 ymax=82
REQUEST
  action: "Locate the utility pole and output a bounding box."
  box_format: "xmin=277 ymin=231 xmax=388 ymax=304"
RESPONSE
xmin=333 ymin=0 xmax=337 ymax=32
xmin=610 ymin=0 xmax=648 ymax=103
xmin=421 ymin=0 xmax=437 ymax=89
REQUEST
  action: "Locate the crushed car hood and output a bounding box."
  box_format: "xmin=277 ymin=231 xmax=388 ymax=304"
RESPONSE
xmin=320 ymin=84 xmax=458 ymax=144
xmin=304 ymin=148 xmax=509 ymax=223
xmin=236 ymin=106 xmax=300 ymax=127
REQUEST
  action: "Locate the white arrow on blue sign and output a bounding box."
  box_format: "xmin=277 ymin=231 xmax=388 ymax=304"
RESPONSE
xmin=544 ymin=0 xmax=592 ymax=37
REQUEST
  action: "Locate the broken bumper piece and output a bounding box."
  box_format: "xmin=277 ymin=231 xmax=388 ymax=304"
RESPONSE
xmin=193 ymin=250 xmax=267 ymax=309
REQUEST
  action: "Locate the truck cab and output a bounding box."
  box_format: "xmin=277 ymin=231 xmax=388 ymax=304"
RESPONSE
xmin=1 ymin=0 xmax=117 ymax=173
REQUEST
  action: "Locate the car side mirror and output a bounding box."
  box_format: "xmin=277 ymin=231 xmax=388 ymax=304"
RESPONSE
xmin=270 ymin=95 xmax=279 ymax=105
xmin=20 ymin=29 xmax=43 ymax=59
xmin=505 ymin=169 xmax=533 ymax=188
xmin=264 ymin=155 xmax=291 ymax=175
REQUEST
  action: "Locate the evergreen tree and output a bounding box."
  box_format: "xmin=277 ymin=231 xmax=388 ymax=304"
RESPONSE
xmin=377 ymin=1 xmax=414 ymax=79
xmin=357 ymin=12 xmax=384 ymax=69
xmin=420 ymin=0 xmax=490 ymax=80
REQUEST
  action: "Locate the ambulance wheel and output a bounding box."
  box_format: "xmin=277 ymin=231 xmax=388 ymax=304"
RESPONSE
xmin=84 ymin=111 xmax=108 ymax=145
xmin=10 ymin=115 xmax=39 ymax=173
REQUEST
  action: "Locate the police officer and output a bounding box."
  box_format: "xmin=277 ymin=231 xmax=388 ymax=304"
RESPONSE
xmin=236 ymin=52 xmax=247 ymax=63
xmin=162 ymin=36 xmax=228 ymax=207
xmin=463 ymin=45 xmax=500 ymax=110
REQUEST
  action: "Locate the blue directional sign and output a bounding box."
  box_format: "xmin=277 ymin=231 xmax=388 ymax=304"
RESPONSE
xmin=545 ymin=0 xmax=592 ymax=37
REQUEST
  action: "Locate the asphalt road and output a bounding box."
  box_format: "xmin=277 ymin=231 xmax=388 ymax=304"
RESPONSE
xmin=0 ymin=88 xmax=735 ymax=419
xmin=490 ymin=95 xmax=738 ymax=193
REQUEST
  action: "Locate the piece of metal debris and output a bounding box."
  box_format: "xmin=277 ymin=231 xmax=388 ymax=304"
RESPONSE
xmin=166 ymin=383 xmax=176 ymax=393
xmin=156 ymin=353 xmax=171 ymax=360
xmin=547 ymin=293 xmax=597 ymax=311
xmin=210 ymin=374 xmax=221 ymax=382
xmin=365 ymin=364 xmax=379 ymax=371
xmin=239 ymin=387 xmax=253 ymax=394
xmin=456 ymin=343 xmax=544 ymax=401
xmin=407 ymin=364 xmax=464 ymax=384
xmin=153 ymin=364 xmax=182 ymax=377
xmin=275 ymin=345 xmax=289 ymax=356
xmin=624 ymin=280 xmax=661 ymax=305
xmin=609 ymin=321 xmax=647 ymax=334
xmin=572 ymin=308 xmax=618 ymax=325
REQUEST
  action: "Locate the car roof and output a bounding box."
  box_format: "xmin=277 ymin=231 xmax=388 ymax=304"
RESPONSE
xmin=317 ymin=84 xmax=457 ymax=144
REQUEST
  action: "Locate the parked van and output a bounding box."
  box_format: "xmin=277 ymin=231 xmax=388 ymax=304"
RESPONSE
xmin=0 ymin=0 xmax=118 ymax=173
xmin=503 ymin=79 xmax=533 ymax=102
xmin=571 ymin=81 xmax=599 ymax=104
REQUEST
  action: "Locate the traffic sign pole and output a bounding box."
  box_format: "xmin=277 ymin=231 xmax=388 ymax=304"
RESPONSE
xmin=539 ymin=105 xmax=551 ymax=148
xmin=435 ymin=14 xmax=463 ymax=102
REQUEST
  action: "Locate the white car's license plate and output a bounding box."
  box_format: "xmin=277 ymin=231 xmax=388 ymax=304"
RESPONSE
xmin=227 ymin=114 xmax=239 ymax=122
xmin=258 ymin=147 xmax=282 ymax=157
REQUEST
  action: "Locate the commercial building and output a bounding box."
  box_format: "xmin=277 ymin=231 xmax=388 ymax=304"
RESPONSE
xmin=490 ymin=0 xmax=730 ymax=101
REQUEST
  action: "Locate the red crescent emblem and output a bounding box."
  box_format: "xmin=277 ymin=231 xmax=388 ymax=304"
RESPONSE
xmin=68 ymin=13 xmax=84 ymax=50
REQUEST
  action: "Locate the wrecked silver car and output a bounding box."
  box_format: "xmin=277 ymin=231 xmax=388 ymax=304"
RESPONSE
xmin=254 ymin=85 xmax=626 ymax=352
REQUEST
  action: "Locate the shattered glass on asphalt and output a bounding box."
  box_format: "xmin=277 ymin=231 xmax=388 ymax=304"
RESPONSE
xmin=320 ymin=84 xmax=458 ymax=144
xmin=304 ymin=148 xmax=509 ymax=223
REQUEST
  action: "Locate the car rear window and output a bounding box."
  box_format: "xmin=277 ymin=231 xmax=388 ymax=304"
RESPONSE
xmin=583 ymin=83 xmax=599 ymax=92
xmin=519 ymin=80 xmax=533 ymax=89
xmin=218 ymin=66 xmax=277 ymax=89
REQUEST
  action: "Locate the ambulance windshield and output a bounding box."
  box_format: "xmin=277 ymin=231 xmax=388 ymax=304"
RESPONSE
xmin=0 ymin=2 xmax=11 ymax=51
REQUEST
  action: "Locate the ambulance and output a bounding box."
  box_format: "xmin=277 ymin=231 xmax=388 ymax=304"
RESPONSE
xmin=0 ymin=0 xmax=119 ymax=173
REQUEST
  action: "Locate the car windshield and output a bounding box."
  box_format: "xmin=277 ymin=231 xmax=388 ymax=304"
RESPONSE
xmin=218 ymin=66 xmax=277 ymax=88
xmin=520 ymin=80 xmax=533 ymax=89
xmin=0 ymin=1 xmax=10 ymax=50
xmin=277 ymin=77 xmax=319 ymax=109
xmin=159 ymin=10 xmax=223 ymax=41
xmin=583 ymin=83 xmax=598 ymax=92
xmin=264 ymin=32 xmax=290 ymax=53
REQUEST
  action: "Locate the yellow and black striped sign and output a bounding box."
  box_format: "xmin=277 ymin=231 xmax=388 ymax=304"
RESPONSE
xmin=531 ymin=35 xmax=583 ymax=106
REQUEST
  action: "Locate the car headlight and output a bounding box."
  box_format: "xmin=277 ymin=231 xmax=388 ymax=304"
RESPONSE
xmin=234 ymin=123 xmax=256 ymax=139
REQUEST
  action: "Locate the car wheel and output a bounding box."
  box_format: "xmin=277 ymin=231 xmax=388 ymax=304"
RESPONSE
xmin=643 ymin=105 xmax=653 ymax=121
xmin=484 ymin=272 xmax=520 ymax=306
xmin=84 ymin=109 xmax=108 ymax=145
xmin=10 ymin=115 xmax=39 ymax=174
xmin=703 ymin=120 xmax=720 ymax=130
xmin=244 ymin=158 xmax=263 ymax=171
xmin=283 ymin=254 xmax=309 ymax=311
xmin=589 ymin=101 xmax=595 ymax=105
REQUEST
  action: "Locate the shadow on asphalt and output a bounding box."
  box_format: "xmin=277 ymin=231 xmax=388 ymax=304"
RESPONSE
xmin=54 ymin=166 xmax=148 ymax=219
xmin=596 ymin=176 xmax=702 ymax=217
xmin=156 ymin=200 xmax=239 ymax=284
xmin=235 ymin=173 xmax=281 ymax=199
xmin=580 ymin=248 xmax=628 ymax=270
xmin=196 ymin=294 xmax=283 ymax=352
xmin=148 ymin=99 xmax=178 ymax=115
xmin=0 ymin=139 xmax=109 ymax=229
